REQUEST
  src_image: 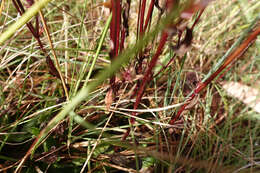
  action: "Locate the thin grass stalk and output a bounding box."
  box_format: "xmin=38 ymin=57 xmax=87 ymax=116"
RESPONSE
xmin=153 ymin=54 xmax=176 ymax=78
xmin=83 ymin=14 xmax=112 ymax=87
xmin=71 ymin=0 xmax=88 ymax=95
xmin=63 ymin=6 xmax=69 ymax=83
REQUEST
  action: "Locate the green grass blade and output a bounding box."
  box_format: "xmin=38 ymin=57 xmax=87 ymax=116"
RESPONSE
xmin=0 ymin=0 xmax=53 ymax=44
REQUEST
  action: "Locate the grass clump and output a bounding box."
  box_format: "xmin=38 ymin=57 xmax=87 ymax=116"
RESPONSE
xmin=0 ymin=0 xmax=259 ymax=172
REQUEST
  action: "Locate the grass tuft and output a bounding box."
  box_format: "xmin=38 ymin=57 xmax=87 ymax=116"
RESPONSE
xmin=0 ymin=0 xmax=259 ymax=172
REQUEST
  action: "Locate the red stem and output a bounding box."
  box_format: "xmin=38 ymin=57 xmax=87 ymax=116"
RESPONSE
xmin=139 ymin=0 xmax=147 ymax=35
xmin=12 ymin=0 xmax=46 ymax=53
xmin=153 ymin=54 xmax=176 ymax=78
xmin=110 ymin=0 xmax=121 ymax=58
xmin=143 ymin=0 xmax=155 ymax=32
xmin=191 ymin=8 xmax=205 ymax=31
xmin=109 ymin=0 xmax=121 ymax=92
xmin=130 ymin=31 xmax=169 ymax=124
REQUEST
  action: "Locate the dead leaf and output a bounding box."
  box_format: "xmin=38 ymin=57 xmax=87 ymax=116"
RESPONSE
xmin=222 ymin=81 xmax=260 ymax=113
xmin=105 ymin=88 xmax=114 ymax=111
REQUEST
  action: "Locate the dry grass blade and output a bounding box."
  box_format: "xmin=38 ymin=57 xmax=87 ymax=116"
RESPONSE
xmin=38 ymin=10 xmax=69 ymax=99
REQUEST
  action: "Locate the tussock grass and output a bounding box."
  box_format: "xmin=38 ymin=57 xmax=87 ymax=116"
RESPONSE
xmin=0 ymin=0 xmax=259 ymax=172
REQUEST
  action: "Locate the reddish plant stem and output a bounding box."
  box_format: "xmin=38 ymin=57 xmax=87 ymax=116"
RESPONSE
xmin=153 ymin=54 xmax=176 ymax=78
xmin=136 ymin=0 xmax=157 ymax=94
xmin=12 ymin=0 xmax=38 ymax=41
xmin=135 ymin=0 xmax=149 ymax=92
xmin=139 ymin=0 xmax=147 ymax=35
xmin=110 ymin=1 xmax=116 ymax=56
xmin=35 ymin=15 xmax=39 ymax=37
xmin=122 ymin=127 xmax=131 ymax=140
xmin=110 ymin=0 xmax=121 ymax=58
xmin=15 ymin=0 xmax=25 ymax=13
xmin=12 ymin=0 xmax=41 ymax=49
xmin=122 ymin=32 xmax=169 ymax=141
xmin=191 ymin=8 xmax=205 ymax=31
xmin=169 ymin=24 xmax=260 ymax=125
xmin=130 ymin=31 xmax=169 ymax=124
xmin=12 ymin=0 xmax=49 ymax=56
xmin=143 ymin=0 xmax=155 ymax=32
xmin=110 ymin=0 xmax=121 ymax=91
xmin=137 ymin=0 xmax=155 ymax=73
xmin=12 ymin=0 xmax=69 ymax=97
